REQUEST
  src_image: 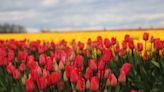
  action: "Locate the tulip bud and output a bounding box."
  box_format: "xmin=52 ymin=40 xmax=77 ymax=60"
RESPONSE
xmin=137 ymin=42 xmax=143 ymax=52
xmin=22 ymin=74 xmax=27 ymax=85
xmin=86 ymin=80 xmax=90 ymax=89
xmin=59 ymin=60 xmax=65 ymax=70
xmin=118 ymin=71 xmax=126 ymax=85
xmin=120 ymin=63 xmax=131 ymax=75
xmin=76 ymin=78 xmax=85 ymax=91
xmin=90 ymin=76 xmax=99 ymax=91
xmin=143 ymin=32 xmax=149 ymax=41
xmin=88 ymin=59 xmax=97 ymax=71
xmin=108 ymin=73 xmax=117 ymax=87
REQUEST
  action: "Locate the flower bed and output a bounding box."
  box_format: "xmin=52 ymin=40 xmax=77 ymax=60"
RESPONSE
xmin=0 ymin=33 xmax=164 ymax=92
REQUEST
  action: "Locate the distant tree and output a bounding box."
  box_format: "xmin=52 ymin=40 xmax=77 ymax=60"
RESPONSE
xmin=0 ymin=23 xmax=26 ymax=33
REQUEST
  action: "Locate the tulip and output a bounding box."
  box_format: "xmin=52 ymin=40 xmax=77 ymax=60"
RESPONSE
xmin=70 ymin=69 xmax=80 ymax=83
xmin=98 ymin=58 xmax=105 ymax=70
xmin=137 ymin=42 xmax=143 ymax=52
xmin=65 ymin=65 xmax=73 ymax=78
xmin=39 ymin=54 xmax=47 ymax=65
xmin=59 ymin=60 xmax=65 ymax=70
xmin=124 ymin=34 xmax=130 ymax=42
xmin=122 ymin=40 xmax=127 ymax=49
xmin=17 ymin=50 xmax=28 ymax=63
xmin=104 ymin=38 xmax=111 ymax=48
xmin=37 ymin=77 xmax=47 ymax=90
xmin=97 ymin=36 xmax=103 ymax=43
xmin=111 ymin=37 xmax=116 ymax=45
xmin=85 ymin=67 xmax=93 ymax=80
xmin=118 ymin=71 xmax=126 ymax=85
xmin=104 ymin=69 xmax=111 ymax=78
xmin=74 ymin=55 xmax=84 ymax=71
xmin=46 ymin=57 xmax=54 ymax=71
xmin=143 ymin=32 xmax=149 ymax=41
xmin=58 ymin=81 xmax=65 ymax=90
xmin=42 ymin=69 xmax=49 ymax=77
xmin=88 ymin=59 xmax=97 ymax=71
xmin=130 ymin=89 xmax=137 ymax=92
xmin=90 ymin=76 xmax=99 ymax=91
xmin=51 ymin=71 xmax=61 ymax=85
xmin=7 ymin=49 xmax=15 ymax=62
xmin=108 ymin=73 xmax=117 ymax=87
xmin=78 ymin=41 xmax=84 ymax=50
xmin=128 ymin=40 xmax=134 ymax=50
xmin=76 ymin=78 xmax=85 ymax=91
xmin=25 ymin=78 xmax=35 ymax=92
xmin=120 ymin=63 xmax=131 ymax=75
xmin=13 ymin=69 xmax=20 ymax=80
xmin=19 ymin=63 xmax=26 ymax=72
xmin=6 ymin=63 xmax=16 ymax=74
xmin=143 ymin=51 xmax=149 ymax=61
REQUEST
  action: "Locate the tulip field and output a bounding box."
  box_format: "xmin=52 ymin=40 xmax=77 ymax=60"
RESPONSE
xmin=0 ymin=30 xmax=164 ymax=92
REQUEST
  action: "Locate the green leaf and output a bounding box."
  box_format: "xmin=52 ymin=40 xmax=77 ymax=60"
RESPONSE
xmin=151 ymin=60 xmax=160 ymax=68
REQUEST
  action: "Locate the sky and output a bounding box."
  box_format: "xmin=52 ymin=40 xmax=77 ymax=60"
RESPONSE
xmin=0 ymin=0 xmax=164 ymax=32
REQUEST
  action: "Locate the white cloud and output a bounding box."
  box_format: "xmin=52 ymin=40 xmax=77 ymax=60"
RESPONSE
xmin=41 ymin=0 xmax=59 ymax=6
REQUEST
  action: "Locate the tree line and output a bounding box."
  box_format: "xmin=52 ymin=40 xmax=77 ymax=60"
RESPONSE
xmin=0 ymin=24 xmax=26 ymax=33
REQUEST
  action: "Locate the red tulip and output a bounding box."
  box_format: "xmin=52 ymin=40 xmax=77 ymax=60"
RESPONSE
xmin=46 ymin=74 xmax=52 ymax=85
xmin=137 ymin=42 xmax=143 ymax=52
xmin=13 ymin=69 xmax=20 ymax=80
xmin=76 ymin=78 xmax=85 ymax=91
xmin=98 ymin=58 xmax=105 ymax=70
xmin=104 ymin=38 xmax=111 ymax=48
xmin=130 ymin=89 xmax=137 ymax=92
xmin=42 ymin=69 xmax=49 ymax=77
xmin=85 ymin=67 xmax=93 ymax=80
xmin=143 ymin=51 xmax=149 ymax=61
xmin=65 ymin=65 xmax=73 ymax=78
xmin=39 ymin=54 xmax=47 ymax=65
xmin=58 ymin=81 xmax=65 ymax=90
xmin=8 ymin=49 xmax=15 ymax=62
xmin=118 ymin=71 xmax=126 ymax=84
xmin=46 ymin=57 xmax=54 ymax=71
xmin=111 ymin=37 xmax=116 ymax=45
xmin=97 ymin=36 xmax=103 ymax=43
xmin=124 ymin=34 xmax=130 ymax=42
xmin=122 ymin=40 xmax=127 ymax=49
xmin=120 ymin=63 xmax=131 ymax=75
xmin=104 ymin=69 xmax=111 ymax=78
xmin=102 ymin=49 xmax=113 ymax=62
xmin=90 ymin=76 xmax=99 ymax=91
xmin=28 ymin=60 xmax=37 ymax=70
xmin=128 ymin=40 xmax=134 ymax=50
xmin=70 ymin=69 xmax=80 ymax=83
xmin=108 ymin=73 xmax=117 ymax=87
xmin=74 ymin=55 xmax=84 ymax=71
xmin=17 ymin=50 xmax=28 ymax=63
xmin=154 ymin=38 xmax=162 ymax=50
xmin=6 ymin=63 xmax=16 ymax=74
xmin=19 ymin=63 xmax=26 ymax=72
xmin=97 ymin=70 xmax=105 ymax=79
xmin=143 ymin=32 xmax=149 ymax=41
xmin=25 ymin=78 xmax=35 ymax=92
xmin=88 ymin=59 xmax=97 ymax=71
xmin=51 ymin=71 xmax=61 ymax=85
xmin=78 ymin=41 xmax=84 ymax=50
xmin=30 ymin=68 xmax=40 ymax=81
xmin=38 ymin=45 xmax=48 ymax=54
xmin=119 ymin=48 xmax=126 ymax=57
xmin=37 ymin=77 xmax=47 ymax=90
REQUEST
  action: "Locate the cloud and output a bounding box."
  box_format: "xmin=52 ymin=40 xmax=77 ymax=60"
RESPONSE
xmin=41 ymin=0 xmax=59 ymax=6
xmin=0 ymin=0 xmax=164 ymax=32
